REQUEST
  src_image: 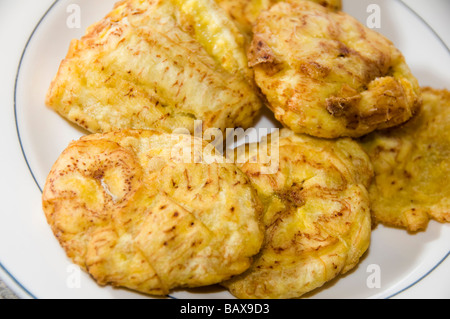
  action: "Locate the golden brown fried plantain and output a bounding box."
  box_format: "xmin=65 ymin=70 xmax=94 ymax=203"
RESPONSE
xmin=248 ymin=1 xmax=421 ymax=138
xmin=46 ymin=0 xmax=263 ymax=136
xmin=223 ymin=129 xmax=372 ymax=299
xmin=216 ymin=0 xmax=342 ymax=36
xmin=42 ymin=130 xmax=264 ymax=296
xmin=359 ymin=88 xmax=450 ymax=232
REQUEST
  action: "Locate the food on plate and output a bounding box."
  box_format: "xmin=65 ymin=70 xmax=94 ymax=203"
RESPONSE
xmin=46 ymin=0 xmax=263 ymax=136
xmin=248 ymin=1 xmax=421 ymax=138
xmin=223 ymin=128 xmax=373 ymax=299
xmin=42 ymin=130 xmax=264 ymax=295
xmin=359 ymin=87 xmax=450 ymax=232
xmin=216 ymin=0 xmax=342 ymax=35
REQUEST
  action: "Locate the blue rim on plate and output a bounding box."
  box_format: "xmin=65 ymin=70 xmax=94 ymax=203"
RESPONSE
xmin=5 ymin=0 xmax=450 ymax=300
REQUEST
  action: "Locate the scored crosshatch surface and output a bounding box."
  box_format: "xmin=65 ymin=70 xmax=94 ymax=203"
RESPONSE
xmin=0 ymin=0 xmax=449 ymax=299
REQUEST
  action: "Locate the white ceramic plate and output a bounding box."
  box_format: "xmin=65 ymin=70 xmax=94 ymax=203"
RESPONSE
xmin=0 ymin=0 xmax=449 ymax=299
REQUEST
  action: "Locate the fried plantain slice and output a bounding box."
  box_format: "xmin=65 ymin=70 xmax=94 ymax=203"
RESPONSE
xmin=46 ymin=0 xmax=263 ymax=135
xmin=223 ymin=128 xmax=372 ymax=299
xmin=216 ymin=0 xmax=342 ymax=36
xmin=359 ymin=87 xmax=450 ymax=232
xmin=42 ymin=130 xmax=264 ymax=296
xmin=248 ymin=1 xmax=421 ymax=138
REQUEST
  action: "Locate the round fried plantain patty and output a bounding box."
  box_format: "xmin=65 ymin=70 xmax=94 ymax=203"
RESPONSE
xmin=248 ymin=1 xmax=421 ymax=138
xmin=46 ymin=0 xmax=263 ymax=136
xmin=42 ymin=130 xmax=264 ymax=296
xmin=359 ymin=87 xmax=450 ymax=232
xmin=223 ymin=129 xmax=373 ymax=299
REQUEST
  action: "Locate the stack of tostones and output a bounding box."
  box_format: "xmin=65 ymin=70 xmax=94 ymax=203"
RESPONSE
xmin=42 ymin=0 xmax=449 ymax=299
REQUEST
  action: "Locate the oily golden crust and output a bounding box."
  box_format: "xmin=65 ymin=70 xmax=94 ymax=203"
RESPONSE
xmin=216 ymin=0 xmax=342 ymax=36
xmin=248 ymin=1 xmax=421 ymax=138
xmin=46 ymin=0 xmax=262 ymax=135
xmin=224 ymin=129 xmax=372 ymax=299
xmin=359 ymin=88 xmax=450 ymax=232
xmin=42 ymin=130 xmax=264 ymax=295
